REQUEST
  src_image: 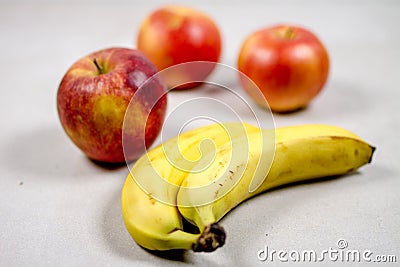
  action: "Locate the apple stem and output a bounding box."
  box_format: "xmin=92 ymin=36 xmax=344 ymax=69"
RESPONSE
xmin=284 ymin=27 xmax=295 ymax=39
xmin=93 ymin=58 xmax=105 ymax=74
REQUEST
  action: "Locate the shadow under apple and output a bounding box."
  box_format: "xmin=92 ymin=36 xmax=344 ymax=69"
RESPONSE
xmin=0 ymin=125 xmax=126 ymax=181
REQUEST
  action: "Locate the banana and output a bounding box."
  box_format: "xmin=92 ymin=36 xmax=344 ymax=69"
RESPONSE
xmin=121 ymin=122 xmax=259 ymax=251
xmin=177 ymin=124 xmax=375 ymax=252
xmin=122 ymin=123 xmax=375 ymax=252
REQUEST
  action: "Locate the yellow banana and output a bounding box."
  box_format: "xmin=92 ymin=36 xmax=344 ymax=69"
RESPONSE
xmin=177 ymin=124 xmax=375 ymax=252
xmin=122 ymin=123 xmax=375 ymax=252
xmin=121 ymin=122 xmax=259 ymax=251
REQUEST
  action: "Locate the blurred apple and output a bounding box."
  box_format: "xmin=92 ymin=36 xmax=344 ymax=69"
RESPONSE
xmin=57 ymin=47 xmax=167 ymax=163
xmin=238 ymin=25 xmax=330 ymax=112
xmin=137 ymin=5 xmax=222 ymax=89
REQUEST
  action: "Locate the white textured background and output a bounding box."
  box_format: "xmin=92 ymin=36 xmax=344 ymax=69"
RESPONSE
xmin=0 ymin=0 xmax=399 ymax=266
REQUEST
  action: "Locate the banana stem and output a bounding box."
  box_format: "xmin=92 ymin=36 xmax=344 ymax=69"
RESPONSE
xmin=192 ymin=223 xmax=226 ymax=252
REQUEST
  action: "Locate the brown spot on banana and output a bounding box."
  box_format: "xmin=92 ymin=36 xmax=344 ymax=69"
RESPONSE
xmin=148 ymin=193 xmax=156 ymax=205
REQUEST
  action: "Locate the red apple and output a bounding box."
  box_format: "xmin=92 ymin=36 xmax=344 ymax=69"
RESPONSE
xmin=238 ymin=25 xmax=330 ymax=112
xmin=57 ymin=47 xmax=167 ymax=163
xmin=137 ymin=5 xmax=222 ymax=89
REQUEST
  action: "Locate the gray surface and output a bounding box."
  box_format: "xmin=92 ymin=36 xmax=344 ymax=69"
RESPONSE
xmin=1 ymin=0 xmax=399 ymax=266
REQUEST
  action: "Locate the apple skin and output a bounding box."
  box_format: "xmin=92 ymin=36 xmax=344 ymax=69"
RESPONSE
xmin=57 ymin=47 xmax=167 ymax=163
xmin=137 ymin=5 xmax=222 ymax=89
xmin=238 ymin=25 xmax=330 ymax=112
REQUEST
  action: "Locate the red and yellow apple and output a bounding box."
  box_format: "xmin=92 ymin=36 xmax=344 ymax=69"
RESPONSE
xmin=238 ymin=25 xmax=330 ymax=112
xmin=137 ymin=5 xmax=222 ymax=89
xmin=57 ymin=47 xmax=167 ymax=163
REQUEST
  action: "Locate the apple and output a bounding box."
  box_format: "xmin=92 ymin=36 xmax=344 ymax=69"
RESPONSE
xmin=137 ymin=5 xmax=222 ymax=89
xmin=237 ymin=25 xmax=330 ymax=112
xmin=57 ymin=47 xmax=167 ymax=163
